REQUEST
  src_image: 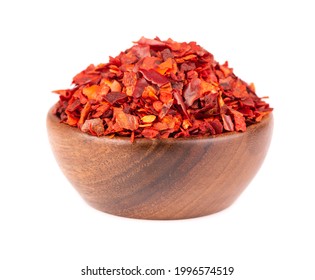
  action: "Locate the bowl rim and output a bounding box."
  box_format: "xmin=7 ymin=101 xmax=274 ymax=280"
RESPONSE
xmin=47 ymin=106 xmax=273 ymax=144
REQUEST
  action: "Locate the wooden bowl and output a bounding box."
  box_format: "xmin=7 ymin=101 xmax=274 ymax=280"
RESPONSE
xmin=47 ymin=108 xmax=273 ymax=220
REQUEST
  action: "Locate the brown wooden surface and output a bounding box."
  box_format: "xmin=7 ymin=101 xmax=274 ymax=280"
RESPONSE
xmin=47 ymin=108 xmax=273 ymax=220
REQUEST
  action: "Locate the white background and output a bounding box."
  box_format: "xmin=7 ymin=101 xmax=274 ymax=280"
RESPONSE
xmin=1 ymin=0 xmax=314 ymax=279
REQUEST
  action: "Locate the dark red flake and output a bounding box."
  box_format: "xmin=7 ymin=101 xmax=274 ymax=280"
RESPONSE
xmin=183 ymin=77 xmax=202 ymax=107
xmin=133 ymin=78 xmax=149 ymax=98
xmin=103 ymin=91 xmax=127 ymax=104
xmin=139 ymin=68 xmax=169 ymax=86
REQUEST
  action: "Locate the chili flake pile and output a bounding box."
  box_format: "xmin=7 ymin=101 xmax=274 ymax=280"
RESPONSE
xmin=53 ymin=37 xmax=272 ymax=140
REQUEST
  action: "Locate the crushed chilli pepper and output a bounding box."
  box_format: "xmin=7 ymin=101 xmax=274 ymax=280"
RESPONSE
xmin=52 ymin=37 xmax=272 ymax=141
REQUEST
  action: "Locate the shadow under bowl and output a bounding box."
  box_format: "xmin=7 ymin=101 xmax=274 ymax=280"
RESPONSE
xmin=47 ymin=108 xmax=273 ymax=220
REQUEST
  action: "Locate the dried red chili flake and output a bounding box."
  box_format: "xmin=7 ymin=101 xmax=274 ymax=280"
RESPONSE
xmin=52 ymin=36 xmax=273 ymax=140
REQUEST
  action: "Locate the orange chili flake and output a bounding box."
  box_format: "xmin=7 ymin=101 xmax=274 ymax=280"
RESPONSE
xmin=52 ymin=37 xmax=273 ymax=140
xmin=141 ymin=115 xmax=157 ymax=123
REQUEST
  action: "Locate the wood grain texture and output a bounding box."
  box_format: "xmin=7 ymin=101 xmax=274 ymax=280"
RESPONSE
xmin=47 ymin=108 xmax=273 ymax=220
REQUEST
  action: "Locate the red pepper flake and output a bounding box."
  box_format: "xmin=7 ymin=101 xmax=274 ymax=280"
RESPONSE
xmin=210 ymin=119 xmax=223 ymax=134
xmin=183 ymin=77 xmax=202 ymax=107
xmin=78 ymin=101 xmax=91 ymax=125
xmin=141 ymin=128 xmax=159 ymax=138
xmin=139 ymin=68 xmax=169 ymax=86
xmin=114 ymin=108 xmax=139 ymax=131
xmin=221 ymin=114 xmax=235 ymax=132
xmin=52 ymin=37 xmax=273 ymax=141
xmin=81 ymin=118 xmax=104 ymax=136
xmin=103 ymin=91 xmax=127 ymax=104
xmin=133 ymin=78 xmax=149 ymax=98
